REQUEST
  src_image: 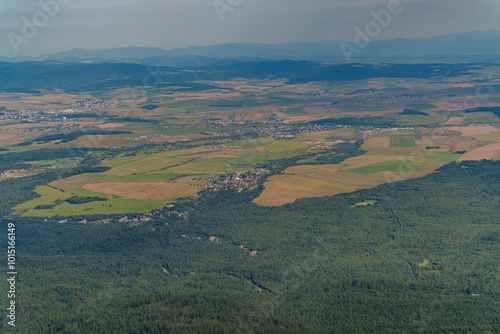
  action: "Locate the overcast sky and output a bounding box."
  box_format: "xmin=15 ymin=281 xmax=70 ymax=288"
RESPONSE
xmin=1 ymin=0 xmax=499 ymax=57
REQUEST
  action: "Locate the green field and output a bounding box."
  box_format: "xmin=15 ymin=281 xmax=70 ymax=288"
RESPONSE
xmin=14 ymin=185 xmax=163 ymax=217
xmin=383 ymin=113 xmax=442 ymax=126
xmin=12 ymin=145 xmax=273 ymax=216
xmin=102 ymin=149 xmax=262 ymax=177
xmin=418 ymin=259 xmax=431 ymax=267
xmin=297 ymin=158 xmax=317 ymax=164
xmin=229 ymin=137 xmax=274 ymax=149
xmin=423 ymin=151 xmax=460 ymax=163
xmin=364 ymin=151 xmax=456 ymax=160
xmin=390 ymin=134 xmax=416 ymax=148
xmin=346 ymin=151 xmax=458 ymax=175
xmin=84 ymin=172 xmax=180 ymax=184
xmin=364 ymin=151 xmax=457 ymax=163
xmin=347 ymin=160 xmax=424 ymax=175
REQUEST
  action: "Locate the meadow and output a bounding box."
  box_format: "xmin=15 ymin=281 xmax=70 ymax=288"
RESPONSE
xmin=362 ymin=136 xmax=390 ymax=149
xmin=14 ymin=185 xmax=164 ymax=217
xmin=255 ymin=150 xmax=459 ymax=206
xmin=390 ymin=134 xmax=416 ymax=148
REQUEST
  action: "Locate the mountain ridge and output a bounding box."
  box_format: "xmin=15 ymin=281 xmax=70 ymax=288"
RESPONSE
xmin=1 ymin=31 xmax=500 ymax=63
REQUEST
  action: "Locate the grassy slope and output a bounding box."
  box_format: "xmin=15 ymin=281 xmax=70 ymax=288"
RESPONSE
xmin=14 ymin=185 xmax=165 ymax=217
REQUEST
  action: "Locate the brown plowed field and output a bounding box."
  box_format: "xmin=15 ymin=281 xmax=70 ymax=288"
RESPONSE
xmin=457 ymin=142 xmax=500 ymax=162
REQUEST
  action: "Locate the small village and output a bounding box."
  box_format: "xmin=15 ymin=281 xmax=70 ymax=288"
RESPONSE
xmin=206 ymin=170 xmax=267 ymax=192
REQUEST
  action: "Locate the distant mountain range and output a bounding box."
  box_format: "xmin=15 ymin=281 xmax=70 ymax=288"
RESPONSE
xmin=1 ymin=31 xmax=500 ymax=64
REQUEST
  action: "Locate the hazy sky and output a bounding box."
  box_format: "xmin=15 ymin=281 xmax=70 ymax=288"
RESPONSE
xmin=1 ymin=0 xmax=499 ymax=57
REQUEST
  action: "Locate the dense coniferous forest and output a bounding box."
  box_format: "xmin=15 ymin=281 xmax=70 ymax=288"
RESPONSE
xmin=1 ymin=159 xmax=499 ymax=333
xmin=465 ymin=106 xmax=500 ymax=118
xmin=0 ymin=61 xmax=477 ymax=93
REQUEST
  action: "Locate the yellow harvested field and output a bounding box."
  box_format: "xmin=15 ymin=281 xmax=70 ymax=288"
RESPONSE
xmin=445 ymin=137 xmax=480 ymax=152
xmin=216 ymin=106 xmax=280 ymax=115
xmin=50 ymin=173 xmax=95 ymax=189
xmin=182 ymin=150 xmax=241 ymax=159
xmin=283 ymin=115 xmax=328 ymax=123
xmin=172 ymin=91 xmax=242 ymax=101
xmin=95 ymin=123 xmax=127 ymax=129
xmin=342 ymin=154 xmax=408 ymax=169
xmin=82 ymin=182 xmax=202 ymax=200
xmin=0 ymin=131 xmax=18 ymax=140
xmin=467 ymin=133 xmax=500 ymax=142
xmin=254 ymin=153 xmax=446 ymax=206
xmin=63 ymin=136 xmax=137 ymax=149
xmin=153 ymin=133 xmax=207 ymax=143
xmin=0 ymin=129 xmax=36 ymax=146
xmin=458 ymin=142 xmax=500 ymax=162
xmin=0 ymin=93 xmax=84 ymax=103
xmin=447 ymin=125 xmax=499 ymax=136
xmin=233 ymin=112 xmax=274 ymax=120
xmin=30 ymin=94 xmax=81 ymax=102
xmin=254 ymin=165 xmax=407 ymax=207
xmin=254 ymin=173 xmax=354 ymax=207
xmin=443 ymin=117 xmax=465 ymax=125
xmin=433 ymin=101 xmax=458 ymax=110
xmin=212 ymin=80 xmax=249 ymax=87
xmin=295 ymin=128 xmax=357 ymax=141
xmin=273 ymin=84 xmax=323 ymax=94
xmin=104 ymin=157 xmax=181 ymax=176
